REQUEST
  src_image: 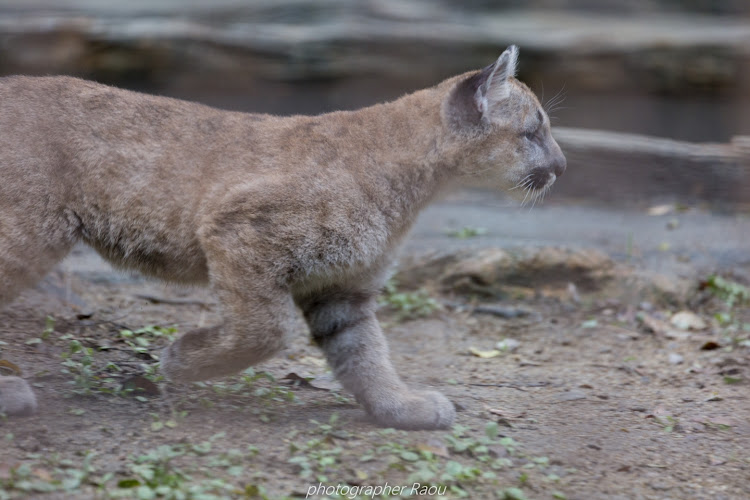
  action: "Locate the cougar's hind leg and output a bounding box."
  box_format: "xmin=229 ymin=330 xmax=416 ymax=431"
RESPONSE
xmin=0 ymin=207 xmax=78 ymax=307
xmin=159 ymin=229 xmax=297 ymax=382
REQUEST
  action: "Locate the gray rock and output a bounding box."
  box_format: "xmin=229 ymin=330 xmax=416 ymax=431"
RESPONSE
xmin=554 ymin=389 xmax=587 ymax=402
xmin=668 ymin=353 xmax=684 ymax=365
xmin=438 ymin=247 xmax=615 ymax=296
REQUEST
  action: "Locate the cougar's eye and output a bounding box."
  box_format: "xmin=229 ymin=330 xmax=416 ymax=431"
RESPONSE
xmin=523 ymin=109 xmax=545 ymax=143
xmin=524 ymin=129 xmax=540 ymax=143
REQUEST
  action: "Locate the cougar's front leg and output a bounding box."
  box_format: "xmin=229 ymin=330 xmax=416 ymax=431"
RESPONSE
xmin=299 ymin=291 xmax=455 ymax=430
xmin=160 ymin=236 xmax=296 ymax=382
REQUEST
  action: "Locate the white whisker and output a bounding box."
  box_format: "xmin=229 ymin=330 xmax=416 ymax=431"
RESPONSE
xmin=509 ymin=174 xmax=532 ymax=191
xmin=520 ymin=185 xmax=532 ymax=207
xmin=544 ymin=84 xmax=567 ymax=114
xmin=530 ymin=189 xmax=540 ymax=211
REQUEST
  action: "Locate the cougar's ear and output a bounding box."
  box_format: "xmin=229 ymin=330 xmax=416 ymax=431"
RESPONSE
xmin=475 ymin=45 xmax=518 ymax=116
xmin=444 ymin=45 xmax=519 ymax=129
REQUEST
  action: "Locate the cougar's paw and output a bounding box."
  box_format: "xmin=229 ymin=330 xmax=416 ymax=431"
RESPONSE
xmin=0 ymin=376 xmax=38 ymax=417
xmin=369 ymin=390 xmax=456 ymax=430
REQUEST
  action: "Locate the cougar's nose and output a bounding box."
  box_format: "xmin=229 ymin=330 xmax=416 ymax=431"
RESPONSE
xmin=553 ymin=155 xmax=567 ymax=177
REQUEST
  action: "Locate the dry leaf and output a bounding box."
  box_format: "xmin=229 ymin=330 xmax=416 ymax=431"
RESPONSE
xmin=469 ymin=347 xmax=501 ymax=358
xmin=354 ymin=469 xmax=369 ymax=481
xmin=283 ymin=372 xmax=342 ymax=391
xmin=700 ymin=340 xmax=720 ymax=351
xmin=297 ymin=356 xmax=327 ymax=368
xmin=640 ymin=314 xmax=690 ymax=339
xmin=670 ymin=311 xmax=707 ymax=331
xmin=647 ymin=204 xmax=673 ymax=216
xmin=0 ymin=359 xmax=22 ymax=376
xmin=416 ymin=439 xmax=449 ymax=458
xmin=640 ymin=314 xmax=671 ymax=335
xmin=32 ymin=468 xmax=53 ymax=481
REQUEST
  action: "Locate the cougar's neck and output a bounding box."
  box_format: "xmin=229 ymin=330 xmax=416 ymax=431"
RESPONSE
xmin=339 ymin=86 xmax=459 ymax=235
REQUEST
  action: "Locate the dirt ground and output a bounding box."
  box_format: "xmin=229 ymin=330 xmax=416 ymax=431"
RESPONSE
xmin=1 ymin=244 xmax=749 ymax=500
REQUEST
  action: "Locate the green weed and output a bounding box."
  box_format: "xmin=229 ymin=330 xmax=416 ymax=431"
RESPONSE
xmin=704 ymin=275 xmax=750 ymax=308
xmin=379 ymin=279 xmax=440 ymax=321
xmin=446 ymin=226 xmax=487 ymax=239
xmin=703 ymin=275 xmax=750 ymax=350
xmin=120 ymin=325 xmax=177 ymax=360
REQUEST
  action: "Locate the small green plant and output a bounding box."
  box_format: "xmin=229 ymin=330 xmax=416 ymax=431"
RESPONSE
xmin=0 ymin=438 xmax=269 ymax=500
xmin=120 ymin=325 xmax=177 ymax=359
xmin=653 ymin=414 xmax=678 ymax=433
xmin=445 ymin=423 xmax=516 ymax=468
xmin=109 ymin=444 xmax=238 ymax=498
xmin=446 ymin=226 xmax=487 ymax=239
xmin=703 ymin=276 xmax=750 ymax=350
xmin=196 ymin=367 xmax=296 ymax=404
xmin=379 ymin=279 xmax=440 ymax=321
xmin=288 ymin=416 xmax=347 ymax=482
xmin=0 ymin=452 xmax=100 ymax=497
xmin=501 ymin=486 xmax=530 ymax=500
xmin=60 ymin=338 xmax=109 ymax=395
xmin=60 ymin=325 xmax=176 ymax=396
xmin=288 ymin=444 xmax=342 ymax=482
xmin=704 ymin=275 xmax=750 ymax=308
xmin=141 ymin=362 xmax=164 ymax=384
xmin=376 ymin=422 xmax=542 ymax=498
xmin=149 ymin=411 xmax=183 ymax=432
xmin=25 ymin=316 xmax=56 ymax=346
xmin=310 ymin=412 xmax=348 ymax=439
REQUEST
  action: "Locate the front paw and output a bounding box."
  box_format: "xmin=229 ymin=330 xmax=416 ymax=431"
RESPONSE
xmin=0 ymin=376 xmax=38 ymax=417
xmin=367 ymin=390 xmax=456 ymax=430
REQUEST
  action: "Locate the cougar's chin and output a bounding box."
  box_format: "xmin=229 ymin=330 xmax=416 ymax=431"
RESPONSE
xmin=506 ymin=168 xmax=556 ymax=205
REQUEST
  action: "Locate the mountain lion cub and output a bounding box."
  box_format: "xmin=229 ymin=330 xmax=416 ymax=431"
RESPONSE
xmin=0 ymin=46 xmax=564 ymax=429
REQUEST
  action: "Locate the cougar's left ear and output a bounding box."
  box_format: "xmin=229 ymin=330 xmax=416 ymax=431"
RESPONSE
xmin=444 ymin=45 xmax=519 ymax=130
xmin=475 ymin=45 xmax=518 ymax=117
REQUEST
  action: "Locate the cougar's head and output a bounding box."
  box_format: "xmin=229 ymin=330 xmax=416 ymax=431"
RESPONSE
xmin=442 ymin=46 xmax=566 ymax=201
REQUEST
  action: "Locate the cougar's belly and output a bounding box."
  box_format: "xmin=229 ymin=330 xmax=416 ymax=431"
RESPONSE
xmin=78 ymin=212 xmax=210 ymax=284
xmin=87 ymin=237 xmax=209 ymax=284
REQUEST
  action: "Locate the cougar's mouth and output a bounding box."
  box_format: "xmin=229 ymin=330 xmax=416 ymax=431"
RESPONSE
xmin=509 ymin=167 xmax=556 ymax=207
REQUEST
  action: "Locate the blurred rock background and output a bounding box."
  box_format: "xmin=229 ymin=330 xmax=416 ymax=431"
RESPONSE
xmin=0 ymin=0 xmax=748 ymax=205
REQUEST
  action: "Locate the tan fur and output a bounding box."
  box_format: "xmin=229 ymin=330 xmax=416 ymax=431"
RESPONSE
xmin=0 ymin=46 xmax=564 ymax=429
xmin=0 ymin=376 xmax=38 ymax=417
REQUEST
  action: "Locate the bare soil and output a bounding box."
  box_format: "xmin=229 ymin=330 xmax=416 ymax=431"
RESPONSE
xmin=1 ymin=246 xmax=749 ymax=500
